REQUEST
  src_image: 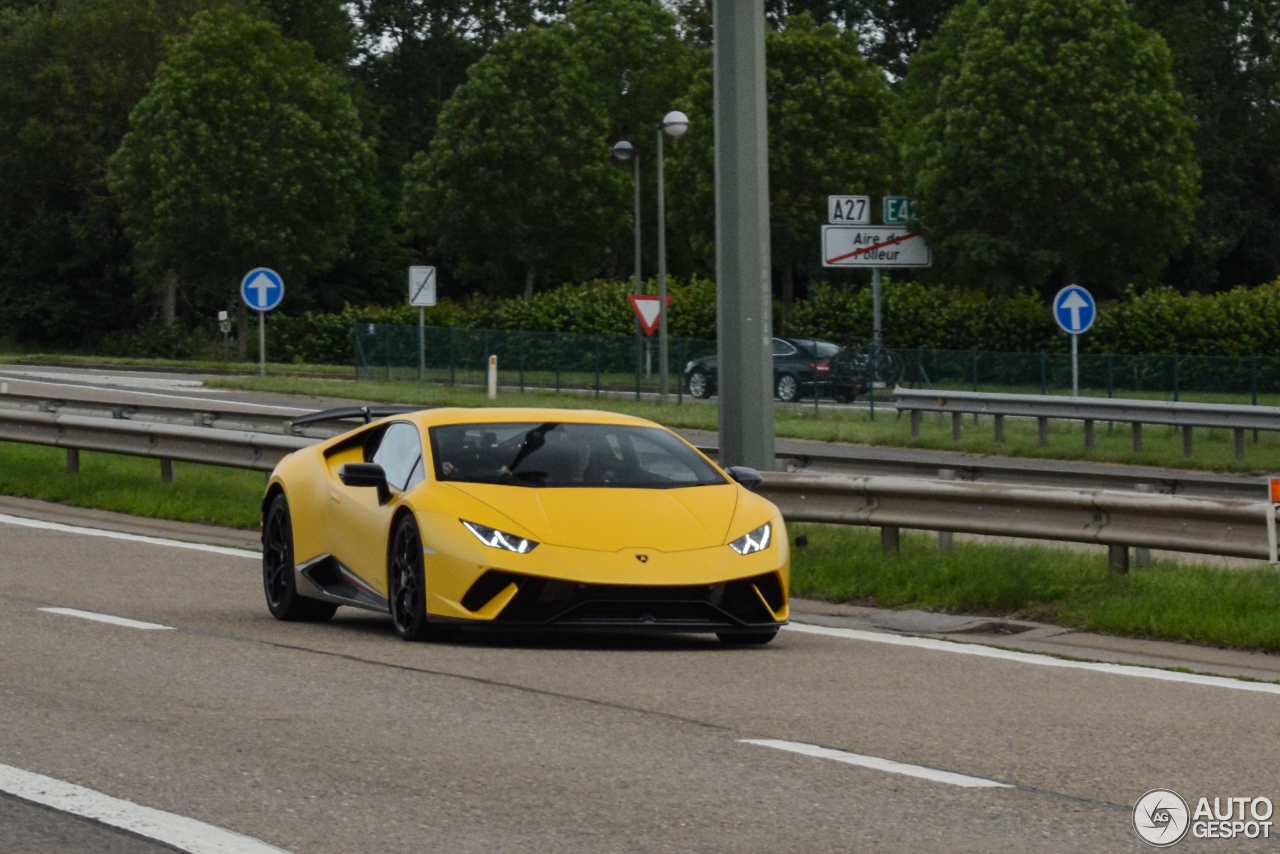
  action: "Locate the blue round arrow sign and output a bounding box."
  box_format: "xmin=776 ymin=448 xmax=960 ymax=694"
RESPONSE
xmin=240 ymin=267 xmax=284 ymax=312
xmin=1052 ymin=284 xmax=1095 ymax=335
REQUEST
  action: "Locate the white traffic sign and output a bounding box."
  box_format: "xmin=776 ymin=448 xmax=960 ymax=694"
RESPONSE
xmin=628 ymin=294 xmax=670 ymax=337
xmin=821 ymin=226 xmax=931 ymax=268
xmin=1053 ymin=285 xmax=1095 ymax=334
xmin=828 ymin=195 xmax=870 ymax=225
xmin=409 ymin=266 xmax=436 ymax=307
xmin=240 ymin=268 xmax=284 ymax=312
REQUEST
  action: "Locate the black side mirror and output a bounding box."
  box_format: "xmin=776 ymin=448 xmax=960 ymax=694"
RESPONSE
xmin=725 ymin=465 xmax=764 ymax=492
xmin=339 ymin=462 xmax=392 ymax=505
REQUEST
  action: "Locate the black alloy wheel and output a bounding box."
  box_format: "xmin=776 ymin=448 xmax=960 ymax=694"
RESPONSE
xmin=262 ymin=494 xmax=337 ymax=622
xmin=717 ymin=630 xmax=779 ymax=645
xmin=687 ymin=369 xmax=710 ymax=399
xmin=388 ymin=514 xmax=439 ymax=642
xmin=775 ymin=373 xmax=799 ymax=403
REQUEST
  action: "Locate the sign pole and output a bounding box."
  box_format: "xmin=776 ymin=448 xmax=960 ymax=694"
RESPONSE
xmin=714 ymin=0 xmax=775 ymax=469
xmin=258 ymin=310 xmax=266 ymax=377
xmin=1071 ymin=333 xmax=1079 ymax=398
xmin=419 ymin=307 xmax=425 ymax=381
xmin=656 ymin=127 xmax=669 ymax=404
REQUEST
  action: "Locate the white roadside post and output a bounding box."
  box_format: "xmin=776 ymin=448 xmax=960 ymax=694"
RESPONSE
xmin=240 ymin=268 xmax=284 ymax=377
xmin=1052 ymin=285 xmax=1096 ymax=399
xmin=821 ymin=197 xmax=929 ymax=420
xmin=409 ymin=266 xmax=436 ymax=381
xmin=488 ymin=355 xmax=497 ymax=400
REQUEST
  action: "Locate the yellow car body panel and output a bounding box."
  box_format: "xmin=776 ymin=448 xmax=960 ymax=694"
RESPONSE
xmin=266 ymin=407 xmax=788 ymax=633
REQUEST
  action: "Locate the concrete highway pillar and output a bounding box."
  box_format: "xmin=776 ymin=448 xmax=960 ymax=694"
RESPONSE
xmin=713 ymin=0 xmax=775 ymax=470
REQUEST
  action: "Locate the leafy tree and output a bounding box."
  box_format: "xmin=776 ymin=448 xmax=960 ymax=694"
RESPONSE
xmin=0 ymin=0 xmax=211 ymax=345
xmin=666 ymin=14 xmax=896 ymax=308
xmin=401 ymin=23 xmax=626 ymax=298
xmin=108 ymin=8 xmax=375 ymax=356
xmin=1130 ymin=0 xmax=1280 ymax=292
xmin=898 ymin=0 xmax=1200 ymax=298
xmin=766 ymin=0 xmax=963 ymax=79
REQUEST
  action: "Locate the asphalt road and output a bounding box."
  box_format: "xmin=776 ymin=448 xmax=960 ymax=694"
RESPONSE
xmin=2 ymin=511 xmax=1279 ymax=852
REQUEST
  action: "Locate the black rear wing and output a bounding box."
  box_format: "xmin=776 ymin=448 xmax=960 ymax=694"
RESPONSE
xmin=290 ymin=405 xmax=427 ymax=427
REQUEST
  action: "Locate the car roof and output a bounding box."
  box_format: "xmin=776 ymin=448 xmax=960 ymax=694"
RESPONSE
xmin=392 ymin=407 xmax=664 ymax=430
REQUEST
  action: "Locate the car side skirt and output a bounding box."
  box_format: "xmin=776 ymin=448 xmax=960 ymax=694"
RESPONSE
xmin=294 ymin=554 xmax=389 ymax=613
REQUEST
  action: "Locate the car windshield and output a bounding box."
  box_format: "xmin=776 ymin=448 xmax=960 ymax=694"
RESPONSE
xmin=429 ymin=422 xmax=728 ymax=488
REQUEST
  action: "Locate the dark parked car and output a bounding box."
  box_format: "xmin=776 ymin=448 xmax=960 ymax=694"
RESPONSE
xmin=683 ymin=337 xmax=844 ymax=402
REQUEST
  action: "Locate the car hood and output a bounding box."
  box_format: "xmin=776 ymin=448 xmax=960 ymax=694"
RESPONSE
xmin=444 ymin=482 xmax=739 ymax=552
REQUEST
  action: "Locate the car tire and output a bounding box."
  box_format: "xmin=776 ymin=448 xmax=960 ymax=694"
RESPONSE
xmin=388 ymin=513 xmax=441 ymax=642
xmin=262 ymin=493 xmax=337 ymax=623
xmin=716 ymin=630 xmax=779 ymax=645
xmin=775 ymin=373 xmax=799 ymax=403
xmin=687 ymin=369 xmax=711 ymax=399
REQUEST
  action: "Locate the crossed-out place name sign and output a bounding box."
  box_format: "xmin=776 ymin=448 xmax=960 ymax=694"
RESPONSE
xmin=240 ymin=267 xmax=284 ymax=312
xmin=821 ymin=226 xmax=931 ymax=268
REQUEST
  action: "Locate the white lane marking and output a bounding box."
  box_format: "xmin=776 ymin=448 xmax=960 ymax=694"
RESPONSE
xmin=785 ymin=622 xmax=1280 ymax=696
xmin=740 ymin=739 xmax=1011 ymax=789
xmin=0 ymin=373 xmax=315 ymax=410
xmin=0 ymin=762 xmax=292 ymax=853
xmin=39 ymin=607 xmax=174 ymax=631
xmin=0 ymin=513 xmax=259 ymax=559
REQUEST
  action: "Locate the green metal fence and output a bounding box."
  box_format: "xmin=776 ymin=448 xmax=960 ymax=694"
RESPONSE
xmin=353 ymin=324 xmax=1280 ymax=408
xmin=905 ymin=349 xmax=1280 ymax=405
xmin=354 ymin=324 xmax=717 ymax=400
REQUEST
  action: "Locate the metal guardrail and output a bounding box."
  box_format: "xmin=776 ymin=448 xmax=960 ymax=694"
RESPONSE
xmin=0 ymin=385 xmax=1273 ymax=568
xmin=757 ymin=472 xmax=1277 ymax=570
xmin=895 ymin=388 xmax=1280 ymax=459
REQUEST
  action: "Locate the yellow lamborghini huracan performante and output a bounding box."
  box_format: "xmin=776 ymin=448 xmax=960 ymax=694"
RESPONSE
xmin=261 ymin=407 xmax=789 ymax=644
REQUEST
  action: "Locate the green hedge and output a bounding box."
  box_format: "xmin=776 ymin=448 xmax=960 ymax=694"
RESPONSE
xmin=261 ymin=277 xmax=1280 ymax=365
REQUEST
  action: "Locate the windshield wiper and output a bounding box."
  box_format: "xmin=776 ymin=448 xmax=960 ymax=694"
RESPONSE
xmin=506 ymin=422 xmax=559 ymax=473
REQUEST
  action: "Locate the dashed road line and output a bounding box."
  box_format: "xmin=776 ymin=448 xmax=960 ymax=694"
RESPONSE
xmin=740 ymin=739 xmax=1013 ymax=788
xmin=39 ymin=607 xmax=174 ymax=631
xmin=0 ymin=762 xmax=291 ymax=854
xmin=785 ymin=622 xmax=1280 ymax=696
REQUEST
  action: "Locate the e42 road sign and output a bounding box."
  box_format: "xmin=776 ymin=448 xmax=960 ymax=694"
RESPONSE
xmin=883 ymin=197 xmax=916 ymax=225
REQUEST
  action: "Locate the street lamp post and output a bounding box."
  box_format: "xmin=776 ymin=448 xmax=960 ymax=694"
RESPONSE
xmin=613 ymin=140 xmax=643 ymax=398
xmin=656 ymin=110 xmax=688 ymax=404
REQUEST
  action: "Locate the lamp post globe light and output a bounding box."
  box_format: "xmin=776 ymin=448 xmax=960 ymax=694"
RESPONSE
xmin=614 ymin=139 xmax=644 ymax=398
xmin=656 ymin=109 xmax=688 ymax=403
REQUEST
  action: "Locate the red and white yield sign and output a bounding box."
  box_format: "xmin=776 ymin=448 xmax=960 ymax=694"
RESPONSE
xmin=821 ymin=226 xmax=931 ymax=268
xmin=628 ymin=295 xmax=672 ymax=336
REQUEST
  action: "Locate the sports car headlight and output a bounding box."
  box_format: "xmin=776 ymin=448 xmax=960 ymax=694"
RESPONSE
xmin=461 ymin=520 xmax=538 ymax=554
xmin=728 ymin=523 xmax=771 ymax=555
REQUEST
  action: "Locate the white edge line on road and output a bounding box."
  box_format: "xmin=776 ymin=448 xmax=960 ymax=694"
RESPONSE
xmin=0 ymin=762 xmax=292 ymax=854
xmin=0 ymin=513 xmax=259 ymax=559
xmin=0 ymin=374 xmax=315 ymax=413
xmin=39 ymin=607 xmax=174 ymax=631
xmin=740 ymin=739 xmax=1011 ymax=789
xmin=784 ymin=622 xmax=1280 ymax=696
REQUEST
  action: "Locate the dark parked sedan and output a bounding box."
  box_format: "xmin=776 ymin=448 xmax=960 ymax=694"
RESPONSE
xmin=683 ymin=337 xmax=843 ymax=402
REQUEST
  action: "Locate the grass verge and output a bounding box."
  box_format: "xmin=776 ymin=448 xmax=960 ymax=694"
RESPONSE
xmin=791 ymin=523 xmax=1280 ymax=651
xmin=0 ymin=442 xmax=263 ymax=528
xmin=210 ymin=374 xmax=1280 ymax=473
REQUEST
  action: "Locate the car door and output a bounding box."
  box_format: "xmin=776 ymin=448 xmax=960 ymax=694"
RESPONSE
xmin=329 ymin=421 xmax=426 ymax=594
